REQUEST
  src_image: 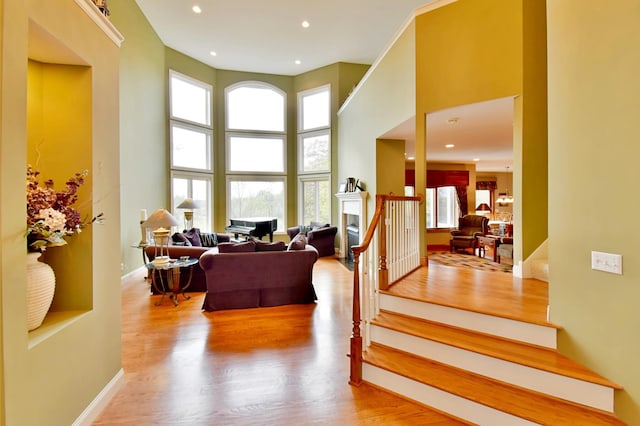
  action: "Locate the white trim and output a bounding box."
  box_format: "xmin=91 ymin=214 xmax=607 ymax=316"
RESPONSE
xmin=72 ymin=368 xmax=125 ymax=426
xmin=338 ymin=0 xmax=458 ymax=115
xmin=74 ymin=0 xmax=124 ymax=47
xmin=363 ymin=364 xmax=537 ymax=426
xmin=379 ymin=293 xmax=557 ymax=349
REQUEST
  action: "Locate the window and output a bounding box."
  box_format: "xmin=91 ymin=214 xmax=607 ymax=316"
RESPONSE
xmin=426 ymin=186 xmax=460 ymax=229
xmin=225 ymin=82 xmax=286 ymax=232
xmin=297 ymin=85 xmax=331 ymax=224
xmin=227 ymin=178 xmax=285 ymax=232
xmin=169 ymin=70 xmax=213 ymax=230
xmin=300 ymin=176 xmax=331 ymax=225
xmin=171 ymin=172 xmax=212 ymax=231
xmin=475 ymin=189 xmax=491 ymax=215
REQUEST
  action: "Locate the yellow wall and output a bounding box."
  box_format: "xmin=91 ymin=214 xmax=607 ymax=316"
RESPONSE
xmin=547 ymin=1 xmax=640 ymax=422
xmin=415 ymin=0 xmax=547 ymax=263
xmin=376 ymin=139 xmax=406 ymax=195
xmin=1 ymin=0 xmax=122 ymax=423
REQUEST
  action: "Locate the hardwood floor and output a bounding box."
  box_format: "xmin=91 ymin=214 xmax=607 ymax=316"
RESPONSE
xmin=93 ymin=258 xmax=465 ymax=425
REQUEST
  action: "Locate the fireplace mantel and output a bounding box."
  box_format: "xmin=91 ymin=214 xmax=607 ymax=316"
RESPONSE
xmin=335 ymin=191 xmax=368 ymax=258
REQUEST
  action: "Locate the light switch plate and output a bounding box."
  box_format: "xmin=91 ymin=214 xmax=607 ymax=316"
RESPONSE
xmin=591 ymin=251 xmax=622 ymax=275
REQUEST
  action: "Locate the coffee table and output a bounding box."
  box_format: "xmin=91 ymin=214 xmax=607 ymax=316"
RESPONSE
xmin=146 ymin=258 xmax=198 ymax=306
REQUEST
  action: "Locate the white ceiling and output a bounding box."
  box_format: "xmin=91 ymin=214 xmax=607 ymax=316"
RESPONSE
xmin=134 ymin=0 xmax=513 ymax=172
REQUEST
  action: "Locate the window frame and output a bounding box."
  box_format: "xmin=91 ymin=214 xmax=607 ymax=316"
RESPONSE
xmin=298 ymin=174 xmax=332 ymax=226
xmin=168 ymin=69 xmax=214 ymax=231
xmin=297 ymin=84 xmax=331 ymax=132
xmin=426 ymin=186 xmax=460 ymax=230
xmin=170 ymin=170 xmax=213 ymax=231
xmin=297 ymin=129 xmax=331 ymax=175
xmin=224 ymin=81 xmax=288 ymax=233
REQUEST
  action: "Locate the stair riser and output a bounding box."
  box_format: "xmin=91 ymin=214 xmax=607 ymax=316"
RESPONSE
xmin=370 ymin=326 xmax=614 ymax=412
xmin=363 ymin=363 xmax=539 ymax=426
xmin=379 ymin=293 xmax=557 ymax=348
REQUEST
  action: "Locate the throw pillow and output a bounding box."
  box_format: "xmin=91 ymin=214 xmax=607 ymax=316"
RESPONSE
xmin=171 ymin=232 xmax=191 ymax=246
xmin=199 ymin=232 xmax=218 ymax=247
xmin=287 ymin=233 xmax=308 ymax=251
xmin=254 ymin=240 xmax=286 ymax=252
xmin=183 ymin=228 xmax=202 ymax=247
xmin=217 ymin=240 xmax=256 ymax=253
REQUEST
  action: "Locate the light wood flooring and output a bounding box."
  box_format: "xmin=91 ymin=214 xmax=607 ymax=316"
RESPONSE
xmin=93 ymin=258 xmax=467 ymax=425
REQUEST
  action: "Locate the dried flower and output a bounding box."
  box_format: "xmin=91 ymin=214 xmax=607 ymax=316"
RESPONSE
xmin=26 ymin=165 xmax=103 ymax=252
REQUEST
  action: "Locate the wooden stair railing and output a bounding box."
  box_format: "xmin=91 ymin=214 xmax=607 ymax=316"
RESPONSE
xmin=349 ymin=194 xmax=422 ymax=385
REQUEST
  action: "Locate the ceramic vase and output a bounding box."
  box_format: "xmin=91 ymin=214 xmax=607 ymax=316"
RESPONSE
xmin=26 ymin=252 xmax=56 ymax=331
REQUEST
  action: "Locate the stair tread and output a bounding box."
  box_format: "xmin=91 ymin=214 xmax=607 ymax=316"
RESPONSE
xmin=363 ymin=344 xmax=624 ymax=425
xmin=373 ymin=311 xmax=622 ymax=389
xmin=383 ymin=265 xmax=557 ymax=328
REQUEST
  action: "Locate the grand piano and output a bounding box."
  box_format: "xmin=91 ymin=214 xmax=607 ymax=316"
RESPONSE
xmin=225 ymin=217 xmax=278 ymax=242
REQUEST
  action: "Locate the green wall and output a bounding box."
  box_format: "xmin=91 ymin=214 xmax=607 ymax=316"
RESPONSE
xmin=110 ymin=0 xmax=167 ymax=275
xmin=338 ymin=20 xmax=417 ymax=225
xmin=547 ymin=1 xmax=640 ymax=422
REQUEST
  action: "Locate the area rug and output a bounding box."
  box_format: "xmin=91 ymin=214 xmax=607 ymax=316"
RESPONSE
xmin=428 ymin=251 xmax=512 ymax=273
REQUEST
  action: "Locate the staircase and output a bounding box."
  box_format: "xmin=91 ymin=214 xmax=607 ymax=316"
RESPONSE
xmin=358 ymin=267 xmax=623 ymax=425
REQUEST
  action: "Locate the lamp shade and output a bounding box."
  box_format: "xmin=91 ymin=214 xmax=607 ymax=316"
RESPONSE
xmin=142 ymin=209 xmax=179 ymax=229
xmin=476 ymin=203 xmax=492 ymax=212
xmin=177 ymin=198 xmax=200 ymax=210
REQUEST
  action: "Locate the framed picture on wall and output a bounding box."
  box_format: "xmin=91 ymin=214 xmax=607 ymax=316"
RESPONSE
xmin=338 ymin=181 xmax=346 ymax=193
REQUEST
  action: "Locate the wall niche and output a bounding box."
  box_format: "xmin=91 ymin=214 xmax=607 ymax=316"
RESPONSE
xmin=27 ymin=21 xmax=94 ymax=338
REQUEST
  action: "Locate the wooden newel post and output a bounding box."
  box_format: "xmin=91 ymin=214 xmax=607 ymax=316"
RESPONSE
xmin=349 ymin=248 xmax=363 ymax=386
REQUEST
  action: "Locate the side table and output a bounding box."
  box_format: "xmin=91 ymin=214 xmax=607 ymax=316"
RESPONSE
xmin=132 ymin=243 xmax=150 ymax=280
xmin=476 ymin=235 xmax=501 ymax=262
xmin=146 ymin=258 xmax=198 ymax=306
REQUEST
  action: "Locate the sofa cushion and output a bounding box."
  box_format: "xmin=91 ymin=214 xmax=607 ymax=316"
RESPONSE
xmin=288 ymin=233 xmax=308 ymax=251
xmin=218 ymin=240 xmax=256 ymax=253
xmin=172 ymin=232 xmax=192 ymax=246
xmin=254 ymin=239 xmax=286 ymax=252
xmin=183 ymin=228 xmax=202 ymax=246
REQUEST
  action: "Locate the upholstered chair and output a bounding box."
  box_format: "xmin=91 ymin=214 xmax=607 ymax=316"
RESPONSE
xmin=287 ymin=221 xmax=337 ymax=257
xmin=449 ymin=215 xmax=489 ymax=253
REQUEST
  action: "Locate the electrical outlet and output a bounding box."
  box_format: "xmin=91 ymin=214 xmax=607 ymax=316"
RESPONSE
xmin=591 ymin=251 xmax=622 ymax=275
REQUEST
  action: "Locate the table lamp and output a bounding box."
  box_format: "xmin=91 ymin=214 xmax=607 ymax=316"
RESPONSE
xmin=177 ymin=197 xmax=200 ymax=230
xmin=142 ymin=208 xmax=179 ymax=264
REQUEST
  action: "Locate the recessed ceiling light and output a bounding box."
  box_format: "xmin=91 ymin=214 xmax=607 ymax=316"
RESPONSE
xmin=295 ymin=60 xmax=301 ymax=65
xmin=445 ymin=144 xmax=455 ymax=148
xmin=302 ymin=20 xmax=310 ymax=28
xmin=210 ymin=51 xmax=217 ymax=56
xmin=473 ymin=158 xmax=480 ymax=162
xmin=192 ymin=5 xmax=202 ymax=14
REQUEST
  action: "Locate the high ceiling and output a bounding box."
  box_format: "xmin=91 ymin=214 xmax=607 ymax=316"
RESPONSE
xmin=134 ymin=0 xmax=513 ymax=172
xmin=134 ymin=0 xmax=436 ymax=76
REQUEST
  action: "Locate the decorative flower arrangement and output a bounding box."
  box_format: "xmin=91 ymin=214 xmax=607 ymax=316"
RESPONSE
xmin=26 ymin=165 xmax=104 ymax=252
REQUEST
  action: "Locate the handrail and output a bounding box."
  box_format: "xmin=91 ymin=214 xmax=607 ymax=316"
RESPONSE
xmin=348 ymin=194 xmax=422 ymax=386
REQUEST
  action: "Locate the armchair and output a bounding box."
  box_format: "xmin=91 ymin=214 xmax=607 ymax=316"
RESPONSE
xmin=287 ymin=221 xmax=337 ymax=257
xmin=450 ymin=215 xmax=489 ymax=253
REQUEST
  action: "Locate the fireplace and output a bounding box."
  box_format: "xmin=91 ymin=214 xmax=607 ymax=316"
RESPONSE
xmin=335 ymin=191 xmax=368 ymax=259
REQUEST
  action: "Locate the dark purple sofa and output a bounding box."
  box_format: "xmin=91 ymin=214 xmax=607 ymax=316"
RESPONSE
xmin=199 ymin=243 xmax=319 ymax=311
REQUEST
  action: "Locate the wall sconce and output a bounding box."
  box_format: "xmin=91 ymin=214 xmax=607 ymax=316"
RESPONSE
xmin=177 ymin=198 xmax=200 ymax=230
xmin=142 ymin=209 xmax=179 ymax=264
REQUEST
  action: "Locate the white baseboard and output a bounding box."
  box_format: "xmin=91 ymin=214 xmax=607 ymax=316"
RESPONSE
xmin=72 ymin=368 xmax=125 ymax=426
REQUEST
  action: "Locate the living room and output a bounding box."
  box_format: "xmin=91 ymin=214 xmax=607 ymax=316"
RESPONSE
xmin=2 ymin=0 xmax=640 ymax=424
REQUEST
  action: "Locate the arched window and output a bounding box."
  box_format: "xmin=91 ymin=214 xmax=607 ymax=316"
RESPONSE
xmin=225 ymin=82 xmax=286 ymax=232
